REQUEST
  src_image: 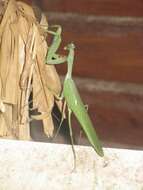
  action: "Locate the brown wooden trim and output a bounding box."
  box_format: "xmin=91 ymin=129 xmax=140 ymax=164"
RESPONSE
xmin=46 ymin=13 xmax=143 ymax=83
xmin=40 ymin=0 xmax=143 ymax=17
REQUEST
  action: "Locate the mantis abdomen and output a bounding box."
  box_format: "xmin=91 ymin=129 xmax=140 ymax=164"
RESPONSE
xmin=63 ymin=78 xmax=104 ymax=157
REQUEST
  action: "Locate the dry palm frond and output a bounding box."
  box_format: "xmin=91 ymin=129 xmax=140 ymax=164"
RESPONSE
xmin=0 ymin=0 xmax=64 ymax=140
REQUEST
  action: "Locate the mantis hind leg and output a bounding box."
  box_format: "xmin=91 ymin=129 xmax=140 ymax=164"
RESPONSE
xmin=68 ymin=108 xmax=76 ymax=171
xmin=53 ymin=100 xmax=66 ymax=139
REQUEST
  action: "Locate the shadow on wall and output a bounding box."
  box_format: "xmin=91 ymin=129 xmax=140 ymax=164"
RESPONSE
xmin=30 ymin=105 xmax=72 ymax=144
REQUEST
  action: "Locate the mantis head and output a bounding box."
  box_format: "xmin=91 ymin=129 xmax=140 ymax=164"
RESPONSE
xmin=64 ymin=43 xmax=75 ymax=79
xmin=64 ymin=43 xmax=75 ymax=51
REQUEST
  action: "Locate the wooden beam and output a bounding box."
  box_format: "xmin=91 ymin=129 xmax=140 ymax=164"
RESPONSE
xmin=46 ymin=13 xmax=143 ymax=83
xmin=40 ymin=0 xmax=143 ymax=17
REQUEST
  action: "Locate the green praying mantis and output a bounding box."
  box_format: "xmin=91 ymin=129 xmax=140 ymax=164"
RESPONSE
xmin=45 ymin=25 xmax=104 ymax=159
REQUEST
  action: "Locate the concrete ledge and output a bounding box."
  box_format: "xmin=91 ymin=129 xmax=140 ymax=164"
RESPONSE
xmin=0 ymin=140 xmax=143 ymax=190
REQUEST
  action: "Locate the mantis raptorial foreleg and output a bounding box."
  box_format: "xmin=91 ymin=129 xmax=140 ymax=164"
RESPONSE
xmin=45 ymin=25 xmax=67 ymax=65
xmin=45 ymin=25 xmax=67 ymax=129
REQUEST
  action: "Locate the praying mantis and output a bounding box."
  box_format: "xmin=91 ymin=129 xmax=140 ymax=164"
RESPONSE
xmin=45 ymin=25 xmax=104 ymax=158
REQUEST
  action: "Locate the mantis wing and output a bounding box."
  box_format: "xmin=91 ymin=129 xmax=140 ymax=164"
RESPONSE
xmin=63 ymin=78 xmax=104 ymax=157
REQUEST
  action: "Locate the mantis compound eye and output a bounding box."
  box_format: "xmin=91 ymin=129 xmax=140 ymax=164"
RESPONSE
xmin=64 ymin=43 xmax=75 ymax=50
xmin=70 ymin=43 xmax=75 ymax=49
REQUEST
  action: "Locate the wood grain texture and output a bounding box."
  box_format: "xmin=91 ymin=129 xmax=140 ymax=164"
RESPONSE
xmin=46 ymin=13 xmax=143 ymax=83
xmin=40 ymin=0 xmax=143 ymax=17
xmin=72 ymin=78 xmax=143 ymax=149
